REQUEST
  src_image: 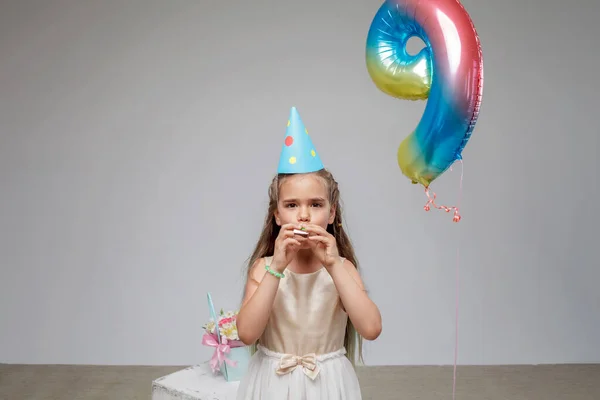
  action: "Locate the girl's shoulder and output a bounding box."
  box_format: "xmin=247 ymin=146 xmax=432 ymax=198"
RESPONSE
xmin=247 ymin=255 xmax=273 ymax=285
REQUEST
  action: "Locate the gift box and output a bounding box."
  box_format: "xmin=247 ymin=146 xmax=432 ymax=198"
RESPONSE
xmin=202 ymin=292 xmax=250 ymax=382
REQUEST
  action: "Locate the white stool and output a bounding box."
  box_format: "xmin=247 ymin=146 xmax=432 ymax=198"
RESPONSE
xmin=152 ymin=362 xmax=240 ymax=400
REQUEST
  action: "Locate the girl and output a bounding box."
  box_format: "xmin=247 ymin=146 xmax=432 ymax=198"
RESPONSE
xmin=236 ymin=107 xmax=382 ymax=400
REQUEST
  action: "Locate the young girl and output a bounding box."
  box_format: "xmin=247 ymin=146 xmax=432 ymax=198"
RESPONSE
xmin=236 ymin=107 xmax=382 ymax=400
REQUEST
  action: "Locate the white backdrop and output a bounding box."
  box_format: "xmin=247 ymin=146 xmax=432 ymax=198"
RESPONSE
xmin=1 ymin=0 xmax=598 ymax=365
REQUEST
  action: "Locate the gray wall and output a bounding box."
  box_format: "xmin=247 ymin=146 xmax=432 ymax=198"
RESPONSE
xmin=1 ymin=0 xmax=598 ymax=366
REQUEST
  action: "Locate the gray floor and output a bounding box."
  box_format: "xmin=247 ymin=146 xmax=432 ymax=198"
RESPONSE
xmin=1 ymin=363 xmax=599 ymax=400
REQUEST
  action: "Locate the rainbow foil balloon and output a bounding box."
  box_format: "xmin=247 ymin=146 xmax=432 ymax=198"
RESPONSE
xmin=366 ymin=0 xmax=483 ymax=221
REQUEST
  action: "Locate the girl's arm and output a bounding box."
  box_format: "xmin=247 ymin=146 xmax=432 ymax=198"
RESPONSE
xmin=236 ymin=258 xmax=281 ymax=345
xmin=328 ymin=259 xmax=382 ymax=341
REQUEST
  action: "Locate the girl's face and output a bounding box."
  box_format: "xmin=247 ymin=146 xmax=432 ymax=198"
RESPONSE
xmin=274 ymin=174 xmax=336 ymax=246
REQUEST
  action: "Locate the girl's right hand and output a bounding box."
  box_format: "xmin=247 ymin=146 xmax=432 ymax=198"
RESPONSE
xmin=271 ymin=224 xmax=304 ymax=273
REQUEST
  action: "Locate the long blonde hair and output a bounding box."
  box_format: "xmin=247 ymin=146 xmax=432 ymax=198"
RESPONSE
xmin=242 ymin=168 xmax=364 ymax=366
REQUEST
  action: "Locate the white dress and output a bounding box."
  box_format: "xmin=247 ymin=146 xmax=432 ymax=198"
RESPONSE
xmin=236 ymin=257 xmax=362 ymax=400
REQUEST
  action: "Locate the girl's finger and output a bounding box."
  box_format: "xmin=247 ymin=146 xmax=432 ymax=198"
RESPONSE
xmin=280 ymin=230 xmax=296 ymax=238
xmin=308 ymin=236 xmax=329 ymax=245
xmin=282 ymin=223 xmax=302 ymax=232
xmin=276 ymin=236 xmax=299 ymax=251
xmin=283 ymin=238 xmax=302 ymax=248
xmin=303 ymin=225 xmax=333 ymax=239
xmin=278 ymin=229 xmax=302 ymax=244
xmin=301 ymin=224 xmax=324 ymax=233
xmin=312 ymin=240 xmax=332 ymax=251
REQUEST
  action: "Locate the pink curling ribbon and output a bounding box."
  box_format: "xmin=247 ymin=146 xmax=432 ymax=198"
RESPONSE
xmin=424 ymin=188 xmax=461 ymax=222
xmin=202 ymin=333 xmax=238 ymax=373
xmin=423 ymin=160 xmax=464 ymax=223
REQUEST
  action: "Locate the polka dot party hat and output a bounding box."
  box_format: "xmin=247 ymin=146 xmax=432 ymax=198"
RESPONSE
xmin=277 ymin=107 xmax=324 ymax=174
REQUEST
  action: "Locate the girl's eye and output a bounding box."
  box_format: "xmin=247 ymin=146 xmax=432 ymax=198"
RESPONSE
xmin=285 ymin=203 xmax=322 ymax=208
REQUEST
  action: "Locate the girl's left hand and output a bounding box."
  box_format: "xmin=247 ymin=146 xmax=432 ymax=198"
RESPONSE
xmin=302 ymin=224 xmax=341 ymax=269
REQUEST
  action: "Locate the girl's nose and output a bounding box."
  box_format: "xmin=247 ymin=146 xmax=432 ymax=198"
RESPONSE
xmin=297 ymin=209 xmax=310 ymax=222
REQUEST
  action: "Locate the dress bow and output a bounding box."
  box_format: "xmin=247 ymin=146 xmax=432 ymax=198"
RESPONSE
xmin=275 ymin=353 xmax=320 ymax=380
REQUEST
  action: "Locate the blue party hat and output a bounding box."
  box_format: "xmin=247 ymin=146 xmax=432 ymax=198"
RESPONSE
xmin=277 ymin=107 xmax=324 ymax=174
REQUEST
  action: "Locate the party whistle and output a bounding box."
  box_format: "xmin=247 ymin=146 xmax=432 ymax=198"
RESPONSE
xmin=293 ymin=228 xmax=308 ymax=237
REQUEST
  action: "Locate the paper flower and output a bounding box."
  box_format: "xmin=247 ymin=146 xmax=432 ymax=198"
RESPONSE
xmin=220 ymin=322 xmax=238 ymax=341
xmin=203 ymin=319 xmax=216 ymax=334
xmin=204 ymin=310 xmax=240 ymax=341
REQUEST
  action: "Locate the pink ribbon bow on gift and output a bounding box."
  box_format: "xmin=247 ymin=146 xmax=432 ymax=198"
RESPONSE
xmin=202 ymin=333 xmax=238 ymax=373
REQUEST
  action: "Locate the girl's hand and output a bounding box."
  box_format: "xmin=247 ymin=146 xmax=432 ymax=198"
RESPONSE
xmin=272 ymin=223 xmax=305 ymax=273
xmin=303 ymin=224 xmax=341 ymax=269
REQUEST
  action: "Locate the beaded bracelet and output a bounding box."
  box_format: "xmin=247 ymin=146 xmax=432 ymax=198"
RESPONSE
xmin=265 ymin=264 xmax=285 ymax=279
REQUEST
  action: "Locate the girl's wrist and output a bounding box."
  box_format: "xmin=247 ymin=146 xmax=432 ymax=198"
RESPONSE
xmin=325 ymin=256 xmax=344 ymax=271
xmin=269 ymin=258 xmax=287 ymax=273
xmin=265 ymin=263 xmax=285 ymax=279
xmin=323 ymin=253 xmax=341 ymax=266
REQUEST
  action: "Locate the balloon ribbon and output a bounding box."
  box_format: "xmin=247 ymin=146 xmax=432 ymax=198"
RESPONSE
xmin=423 ymin=160 xmax=464 ymax=399
xmin=422 ymin=159 xmax=464 ymax=223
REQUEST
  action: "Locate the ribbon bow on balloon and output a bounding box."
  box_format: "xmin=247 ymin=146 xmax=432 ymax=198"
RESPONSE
xmin=201 ymin=333 xmax=238 ymax=373
xmin=275 ymin=353 xmax=320 ymax=380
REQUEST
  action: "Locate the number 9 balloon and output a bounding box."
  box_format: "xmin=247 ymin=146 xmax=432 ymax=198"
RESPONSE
xmin=366 ymin=0 xmax=483 ymax=220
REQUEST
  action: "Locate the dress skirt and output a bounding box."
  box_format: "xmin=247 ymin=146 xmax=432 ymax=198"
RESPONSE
xmin=236 ymin=344 xmax=362 ymax=400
